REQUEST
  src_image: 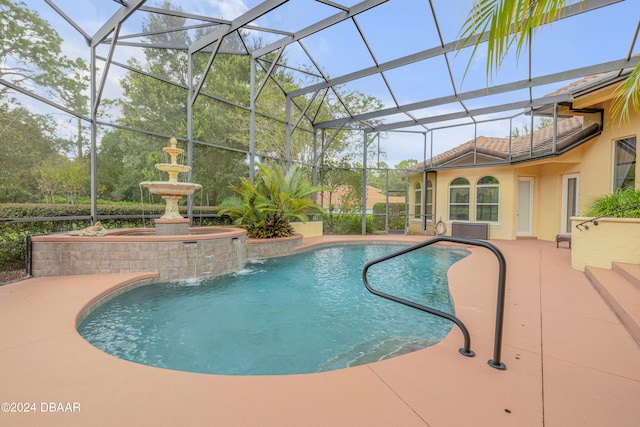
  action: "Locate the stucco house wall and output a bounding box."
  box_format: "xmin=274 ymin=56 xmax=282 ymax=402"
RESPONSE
xmin=578 ymin=98 xmax=640 ymax=203
xmin=406 ymin=77 xmax=639 ymax=243
xmin=408 ymin=167 xmax=516 ymax=240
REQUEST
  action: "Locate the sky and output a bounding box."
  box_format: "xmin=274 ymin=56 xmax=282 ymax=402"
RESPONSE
xmin=13 ymin=0 xmax=640 ymax=167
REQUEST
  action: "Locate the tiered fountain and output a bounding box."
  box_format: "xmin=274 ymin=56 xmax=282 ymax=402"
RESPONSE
xmin=30 ymin=137 xmax=247 ymax=280
xmin=140 ymin=138 xmax=202 ymax=235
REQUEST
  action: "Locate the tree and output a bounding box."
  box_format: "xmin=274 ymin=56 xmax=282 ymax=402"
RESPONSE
xmin=395 ymin=159 xmax=418 ymax=170
xmin=320 ymin=160 xmax=363 ymax=214
xmin=0 ymin=0 xmax=68 ymax=98
xmin=459 ymin=0 xmax=639 ymax=121
xmin=60 ymin=157 xmax=88 ymax=203
xmin=510 ymin=117 xmax=553 ymax=138
xmin=0 ymin=1 xmax=91 ymax=204
xmin=51 ymin=58 xmax=90 ymax=159
xmin=98 ymin=1 xmax=385 ymax=204
xmin=32 ymin=156 xmax=64 ymax=203
xmin=98 ymin=2 xmax=251 ymax=202
xmin=0 ymin=102 xmax=57 ymax=202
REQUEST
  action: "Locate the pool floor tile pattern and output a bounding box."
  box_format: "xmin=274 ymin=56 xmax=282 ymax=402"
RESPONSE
xmin=1 ymin=237 xmax=639 ymax=426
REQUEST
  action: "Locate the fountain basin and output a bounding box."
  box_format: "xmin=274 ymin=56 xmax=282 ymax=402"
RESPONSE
xmin=30 ymin=227 xmax=246 ymax=280
xmin=155 ymin=163 xmax=191 ymax=175
xmin=140 ymin=181 xmax=202 ymax=219
xmin=140 ymin=181 xmax=201 ymax=197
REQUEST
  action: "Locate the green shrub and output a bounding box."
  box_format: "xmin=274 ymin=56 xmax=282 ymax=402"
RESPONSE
xmin=372 ymin=202 xmax=406 ymax=229
xmin=323 ymin=213 xmax=374 ymax=235
xmin=584 ymin=187 xmax=640 ymax=218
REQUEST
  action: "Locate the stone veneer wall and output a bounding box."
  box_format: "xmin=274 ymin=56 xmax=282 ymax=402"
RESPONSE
xmin=30 ymin=228 xmax=247 ymax=281
xmin=246 ymin=234 xmax=303 ymax=259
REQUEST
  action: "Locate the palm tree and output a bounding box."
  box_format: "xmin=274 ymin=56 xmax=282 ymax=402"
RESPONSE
xmin=219 ymin=163 xmax=326 ymax=238
xmin=458 ymin=0 xmax=639 ymax=121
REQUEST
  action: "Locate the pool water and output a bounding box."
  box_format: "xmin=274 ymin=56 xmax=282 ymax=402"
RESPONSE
xmin=78 ymin=244 xmax=468 ymax=375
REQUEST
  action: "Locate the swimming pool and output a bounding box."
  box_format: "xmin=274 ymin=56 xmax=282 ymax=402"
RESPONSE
xmin=78 ymin=244 xmax=468 ymax=375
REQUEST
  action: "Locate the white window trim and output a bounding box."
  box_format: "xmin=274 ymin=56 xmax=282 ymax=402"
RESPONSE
xmin=561 ymin=173 xmax=579 ymax=235
xmin=425 ymin=180 xmax=433 ymax=224
xmin=476 ymin=177 xmax=500 ymax=223
xmin=612 ymin=135 xmax=637 ymax=192
xmin=413 ymin=183 xmax=421 ymax=220
xmin=449 ymin=179 xmax=471 ymax=222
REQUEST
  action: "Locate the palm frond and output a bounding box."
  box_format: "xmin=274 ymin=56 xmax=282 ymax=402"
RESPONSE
xmin=610 ymin=62 xmax=640 ymax=123
xmin=458 ymin=0 xmax=569 ymax=82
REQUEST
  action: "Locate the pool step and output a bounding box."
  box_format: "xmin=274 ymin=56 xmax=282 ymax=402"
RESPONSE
xmin=348 ymin=337 xmax=435 ymax=367
xmin=585 ymin=262 xmax=640 ymax=346
xmin=318 ymin=337 xmax=434 ymax=371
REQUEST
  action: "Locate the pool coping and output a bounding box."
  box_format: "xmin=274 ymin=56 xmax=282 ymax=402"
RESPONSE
xmin=1 ymin=236 xmax=639 ymax=426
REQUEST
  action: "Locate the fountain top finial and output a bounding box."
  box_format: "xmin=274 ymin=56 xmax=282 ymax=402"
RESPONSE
xmin=163 ymin=137 xmax=184 ymax=166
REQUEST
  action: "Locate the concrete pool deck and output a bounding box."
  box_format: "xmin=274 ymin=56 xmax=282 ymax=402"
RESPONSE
xmin=0 ymin=236 xmax=639 ymax=426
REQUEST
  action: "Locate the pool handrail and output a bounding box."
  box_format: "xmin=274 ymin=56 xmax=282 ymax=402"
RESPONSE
xmin=362 ymin=236 xmax=507 ymax=370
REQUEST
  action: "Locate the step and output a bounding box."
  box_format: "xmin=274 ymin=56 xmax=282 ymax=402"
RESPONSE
xmin=317 ymin=337 xmax=435 ymax=371
xmin=613 ymin=262 xmax=640 ymax=290
xmin=585 ymin=265 xmax=640 ymax=346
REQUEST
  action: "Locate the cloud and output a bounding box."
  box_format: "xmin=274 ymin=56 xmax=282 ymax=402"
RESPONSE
xmin=207 ymin=0 xmax=249 ymax=20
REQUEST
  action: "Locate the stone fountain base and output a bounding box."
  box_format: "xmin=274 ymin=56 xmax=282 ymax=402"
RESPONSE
xmin=29 ymin=227 xmax=247 ymax=281
xmin=154 ymin=218 xmax=190 ymax=236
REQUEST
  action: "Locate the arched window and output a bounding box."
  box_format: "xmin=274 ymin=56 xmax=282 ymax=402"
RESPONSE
xmin=476 ymin=176 xmax=500 ymax=222
xmin=425 ymin=180 xmax=433 ymax=222
xmin=414 ymin=183 xmax=421 ymax=219
xmin=449 ymin=178 xmax=470 ymax=221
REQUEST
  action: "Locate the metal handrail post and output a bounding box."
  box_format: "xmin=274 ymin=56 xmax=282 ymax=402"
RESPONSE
xmin=362 ymin=236 xmax=508 ymax=370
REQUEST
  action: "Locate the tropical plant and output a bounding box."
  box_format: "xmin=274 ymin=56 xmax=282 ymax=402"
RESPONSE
xmin=584 ymin=187 xmax=640 ymax=218
xmin=458 ymin=0 xmax=640 ymax=122
xmin=219 ymin=163 xmax=327 ymax=238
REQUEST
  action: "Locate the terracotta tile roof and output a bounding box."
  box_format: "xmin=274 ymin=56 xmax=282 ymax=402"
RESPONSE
xmin=409 ymin=63 xmax=634 ymax=172
xmin=319 ymin=185 xmax=405 ymax=209
xmin=414 ymin=115 xmax=599 ymax=170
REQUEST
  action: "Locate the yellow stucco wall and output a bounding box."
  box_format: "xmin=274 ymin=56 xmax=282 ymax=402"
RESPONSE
xmin=291 ymin=221 xmax=323 ymax=237
xmin=571 ymin=217 xmax=640 ymax=271
xmin=579 ymin=99 xmax=640 ymax=202
xmin=408 ymin=167 xmax=516 ymax=240
xmin=407 ymin=99 xmax=639 ymax=243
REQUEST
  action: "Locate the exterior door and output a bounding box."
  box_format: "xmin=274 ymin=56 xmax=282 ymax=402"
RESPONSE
xmin=517 ymin=178 xmax=533 ymax=236
xmin=561 ymin=174 xmax=579 ymax=234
